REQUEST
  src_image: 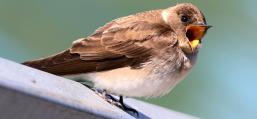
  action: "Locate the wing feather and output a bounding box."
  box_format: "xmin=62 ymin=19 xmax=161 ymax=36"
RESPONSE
xmin=71 ymin=21 xmax=169 ymax=61
xmin=23 ymin=13 xmax=178 ymax=75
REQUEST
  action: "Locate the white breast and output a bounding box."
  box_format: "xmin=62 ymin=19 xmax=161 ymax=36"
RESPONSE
xmin=79 ymin=62 xmax=190 ymax=98
xmin=65 ymin=52 xmax=193 ymax=98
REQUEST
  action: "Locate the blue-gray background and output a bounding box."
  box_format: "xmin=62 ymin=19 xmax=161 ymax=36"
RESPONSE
xmin=1 ymin=0 xmax=257 ymax=119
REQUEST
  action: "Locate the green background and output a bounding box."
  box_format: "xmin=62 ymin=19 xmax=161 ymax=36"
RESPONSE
xmin=1 ymin=0 xmax=257 ymax=119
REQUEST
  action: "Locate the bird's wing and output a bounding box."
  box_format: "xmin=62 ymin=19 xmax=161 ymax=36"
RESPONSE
xmin=23 ymin=20 xmax=177 ymax=75
xmin=70 ymin=21 xmax=169 ymax=60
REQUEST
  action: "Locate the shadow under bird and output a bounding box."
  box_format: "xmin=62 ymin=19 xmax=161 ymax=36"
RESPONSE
xmin=23 ymin=3 xmax=211 ymax=115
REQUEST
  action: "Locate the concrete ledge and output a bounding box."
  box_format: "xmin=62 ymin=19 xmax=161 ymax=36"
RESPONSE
xmin=0 ymin=57 xmax=199 ymax=119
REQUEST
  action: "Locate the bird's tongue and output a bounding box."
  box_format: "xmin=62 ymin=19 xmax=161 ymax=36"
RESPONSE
xmin=190 ymin=39 xmax=200 ymax=49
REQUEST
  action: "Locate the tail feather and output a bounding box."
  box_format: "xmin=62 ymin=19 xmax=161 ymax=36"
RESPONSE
xmin=22 ymin=49 xmax=133 ymax=76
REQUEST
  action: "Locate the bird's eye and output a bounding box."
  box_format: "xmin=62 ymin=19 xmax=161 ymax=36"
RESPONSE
xmin=181 ymin=15 xmax=190 ymax=23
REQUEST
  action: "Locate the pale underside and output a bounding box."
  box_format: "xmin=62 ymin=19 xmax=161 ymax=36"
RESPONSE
xmin=66 ymin=54 xmax=192 ymax=98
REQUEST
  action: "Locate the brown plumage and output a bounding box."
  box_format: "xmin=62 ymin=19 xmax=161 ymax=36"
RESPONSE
xmin=23 ymin=3 xmax=210 ymax=98
xmin=22 ymin=9 xmax=173 ymax=75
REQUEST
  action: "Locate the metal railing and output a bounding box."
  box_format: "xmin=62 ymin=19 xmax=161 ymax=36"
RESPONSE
xmin=0 ymin=58 xmax=198 ymax=119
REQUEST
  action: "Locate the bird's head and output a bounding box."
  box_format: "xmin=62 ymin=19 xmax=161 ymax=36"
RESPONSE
xmin=162 ymin=3 xmax=211 ymax=54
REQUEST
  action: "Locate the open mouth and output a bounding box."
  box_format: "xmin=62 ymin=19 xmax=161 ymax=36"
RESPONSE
xmin=186 ymin=25 xmax=210 ymax=49
xmin=186 ymin=25 xmax=207 ymax=42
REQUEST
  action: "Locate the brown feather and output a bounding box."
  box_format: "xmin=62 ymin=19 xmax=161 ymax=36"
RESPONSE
xmin=22 ymin=50 xmax=135 ymax=75
xmin=23 ymin=9 xmax=179 ymax=76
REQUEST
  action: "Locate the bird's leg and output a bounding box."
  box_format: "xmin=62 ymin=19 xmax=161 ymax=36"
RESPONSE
xmin=78 ymin=82 xmax=119 ymax=106
xmin=119 ymin=96 xmax=139 ymax=117
xmin=94 ymin=89 xmax=121 ymax=106
xmin=78 ymin=81 xmax=138 ymax=116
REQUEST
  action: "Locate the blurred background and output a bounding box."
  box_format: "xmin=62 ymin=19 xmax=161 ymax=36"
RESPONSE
xmin=0 ymin=0 xmax=257 ymax=118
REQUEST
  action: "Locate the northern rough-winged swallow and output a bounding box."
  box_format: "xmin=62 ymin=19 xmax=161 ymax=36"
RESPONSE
xmin=23 ymin=3 xmax=211 ymax=113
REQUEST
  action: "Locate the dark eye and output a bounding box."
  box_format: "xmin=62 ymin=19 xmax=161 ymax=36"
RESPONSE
xmin=181 ymin=15 xmax=190 ymax=23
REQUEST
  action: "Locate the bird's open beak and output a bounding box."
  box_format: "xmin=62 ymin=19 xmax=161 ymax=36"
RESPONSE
xmin=186 ymin=23 xmax=212 ymax=50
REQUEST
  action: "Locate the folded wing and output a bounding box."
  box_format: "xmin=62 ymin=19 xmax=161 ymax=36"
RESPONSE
xmin=23 ymin=20 xmax=174 ymax=75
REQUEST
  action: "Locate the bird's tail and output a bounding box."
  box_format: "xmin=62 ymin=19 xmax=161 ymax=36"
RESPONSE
xmin=22 ymin=50 xmax=80 ymax=75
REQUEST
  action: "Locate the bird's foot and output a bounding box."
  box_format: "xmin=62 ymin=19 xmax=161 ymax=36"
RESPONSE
xmin=83 ymin=86 xmax=139 ymax=117
xmin=119 ymin=96 xmax=139 ymax=117
xmin=94 ymin=89 xmax=121 ymax=106
xmin=120 ymin=104 xmax=139 ymax=117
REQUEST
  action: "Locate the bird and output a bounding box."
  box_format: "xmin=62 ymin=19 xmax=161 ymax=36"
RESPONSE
xmin=23 ymin=3 xmax=211 ymax=114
